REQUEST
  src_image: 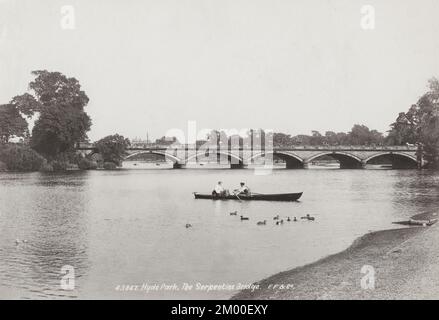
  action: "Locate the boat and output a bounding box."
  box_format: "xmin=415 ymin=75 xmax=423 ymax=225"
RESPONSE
xmin=393 ymin=218 xmax=438 ymax=227
xmin=193 ymin=192 xmax=303 ymax=202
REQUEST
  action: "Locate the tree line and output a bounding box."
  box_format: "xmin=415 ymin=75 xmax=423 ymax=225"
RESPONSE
xmin=1 ymin=71 xmax=439 ymax=171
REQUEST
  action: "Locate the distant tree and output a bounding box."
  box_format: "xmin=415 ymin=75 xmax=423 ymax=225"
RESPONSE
xmin=0 ymin=104 xmax=29 ymax=143
xmin=324 ymin=131 xmax=338 ymax=145
xmin=11 ymin=70 xmax=91 ymax=159
xmin=155 ymin=136 xmax=178 ymax=145
xmin=95 ymin=134 xmax=131 ymax=166
xmin=310 ymin=131 xmax=324 ymax=145
xmin=273 ymin=133 xmax=292 ymax=147
xmin=347 ymin=124 xmax=383 ymax=145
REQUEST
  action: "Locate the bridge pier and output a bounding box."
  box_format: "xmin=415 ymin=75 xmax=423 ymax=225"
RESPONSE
xmin=173 ymin=163 xmax=186 ymax=169
xmin=339 ymin=161 xmax=363 ymax=169
xmin=230 ymin=163 xmax=245 ymax=169
xmin=286 ymin=160 xmax=304 ymax=169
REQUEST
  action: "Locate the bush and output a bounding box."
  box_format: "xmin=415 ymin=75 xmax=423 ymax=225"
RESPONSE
xmin=78 ymin=158 xmax=98 ymax=170
xmin=0 ymin=144 xmax=45 ymax=171
xmin=103 ymin=161 xmax=118 ymax=170
xmin=39 ymin=161 xmax=54 ymax=172
xmin=50 ymin=160 xmax=68 ymax=171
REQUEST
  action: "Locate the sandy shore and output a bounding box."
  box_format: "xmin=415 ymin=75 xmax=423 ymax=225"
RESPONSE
xmin=232 ymin=211 xmax=439 ymax=300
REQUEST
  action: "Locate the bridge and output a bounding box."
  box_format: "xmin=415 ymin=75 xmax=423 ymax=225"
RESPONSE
xmin=76 ymin=143 xmax=420 ymax=169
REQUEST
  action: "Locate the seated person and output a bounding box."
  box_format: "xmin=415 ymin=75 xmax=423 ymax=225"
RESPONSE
xmin=212 ymin=181 xmax=227 ymax=197
xmin=234 ymin=182 xmax=250 ymax=195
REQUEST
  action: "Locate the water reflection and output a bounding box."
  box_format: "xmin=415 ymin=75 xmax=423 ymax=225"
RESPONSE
xmin=0 ymin=172 xmax=90 ymax=299
xmin=0 ymin=169 xmax=438 ymax=299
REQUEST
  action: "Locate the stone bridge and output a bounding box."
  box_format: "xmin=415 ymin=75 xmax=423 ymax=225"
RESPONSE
xmin=76 ymin=143 xmax=420 ymax=169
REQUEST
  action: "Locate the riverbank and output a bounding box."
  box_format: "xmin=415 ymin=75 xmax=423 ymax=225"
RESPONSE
xmin=232 ymin=211 xmax=439 ymax=299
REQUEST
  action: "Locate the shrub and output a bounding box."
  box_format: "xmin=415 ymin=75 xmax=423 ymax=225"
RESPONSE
xmin=50 ymin=160 xmax=68 ymax=171
xmin=78 ymin=158 xmax=98 ymax=170
xmin=0 ymin=144 xmax=45 ymax=171
xmin=103 ymin=161 xmax=118 ymax=170
xmin=39 ymin=161 xmax=54 ymax=172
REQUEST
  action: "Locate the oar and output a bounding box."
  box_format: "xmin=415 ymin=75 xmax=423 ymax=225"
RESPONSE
xmin=233 ymin=192 xmax=242 ymax=201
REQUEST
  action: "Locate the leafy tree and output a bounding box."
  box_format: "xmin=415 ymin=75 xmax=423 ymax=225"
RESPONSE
xmin=155 ymin=136 xmax=178 ymax=145
xmin=387 ymin=78 xmax=439 ymax=167
xmin=95 ymin=134 xmax=131 ymax=166
xmin=0 ymin=104 xmax=29 ymax=143
xmin=347 ymin=124 xmax=384 ymax=145
xmin=11 ymin=70 xmax=91 ymax=159
xmin=273 ymin=133 xmax=292 ymax=147
xmin=310 ymin=131 xmax=324 ymax=145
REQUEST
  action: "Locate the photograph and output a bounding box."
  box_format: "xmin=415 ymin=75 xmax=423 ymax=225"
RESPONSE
xmin=1 ymin=0 xmax=439 ymax=306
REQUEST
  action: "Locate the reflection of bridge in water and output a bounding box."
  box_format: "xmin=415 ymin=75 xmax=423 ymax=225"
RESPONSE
xmin=77 ymin=144 xmax=420 ymax=169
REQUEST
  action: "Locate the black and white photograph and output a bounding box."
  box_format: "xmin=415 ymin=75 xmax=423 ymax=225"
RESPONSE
xmin=1 ymin=0 xmax=439 ymax=305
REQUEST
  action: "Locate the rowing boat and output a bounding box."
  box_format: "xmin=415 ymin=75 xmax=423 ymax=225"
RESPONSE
xmin=193 ymin=192 xmax=303 ymax=202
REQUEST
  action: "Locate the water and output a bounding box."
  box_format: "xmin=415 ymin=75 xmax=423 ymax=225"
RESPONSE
xmin=0 ymin=168 xmax=438 ymax=299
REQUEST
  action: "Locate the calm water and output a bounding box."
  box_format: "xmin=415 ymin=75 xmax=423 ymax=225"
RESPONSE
xmin=0 ymin=168 xmax=438 ymax=299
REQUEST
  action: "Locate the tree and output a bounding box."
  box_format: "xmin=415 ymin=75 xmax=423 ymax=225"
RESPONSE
xmin=386 ymin=111 xmax=417 ymax=145
xmin=387 ymin=78 xmax=439 ymax=167
xmin=0 ymin=104 xmax=29 ymax=143
xmin=310 ymin=131 xmax=324 ymax=145
xmin=11 ymin=70 xmax=91 ymax=159
xmin=348 ymin=124 xmax=383 ymax=145
xmin=95 ymin=134 xmax=131 ymax=166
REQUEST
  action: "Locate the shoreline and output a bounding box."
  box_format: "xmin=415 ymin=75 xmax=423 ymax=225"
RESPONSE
xmin=232 ymin=211 xmax=439 ymax=300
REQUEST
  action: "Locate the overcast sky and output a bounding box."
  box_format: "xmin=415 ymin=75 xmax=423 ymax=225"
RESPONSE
xmin=1 ymin=0 xmax=439 ymax=141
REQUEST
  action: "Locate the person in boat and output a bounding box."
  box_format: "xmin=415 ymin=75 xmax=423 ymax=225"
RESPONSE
xmin=212 ymin=181 xmax=227 ymax=197
xmin=234 ymin=182 xmax=250 ymax=195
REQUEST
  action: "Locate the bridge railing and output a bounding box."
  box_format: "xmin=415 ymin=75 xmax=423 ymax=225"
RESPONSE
xmin=77 ymin=142 xmax=418 ymax=151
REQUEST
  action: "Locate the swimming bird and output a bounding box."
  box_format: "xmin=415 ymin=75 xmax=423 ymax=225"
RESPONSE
xmin=15 ymin=239 xmax=20 ymax=245
xmin=301 ymin=214 xmax=315 ymax=221
xmin=185 ymin=224 xmax=192 ymax=228
xmin=275 ymin=221 xmax=280 ymax=225
xmin=293 ymin=217 xmax=297 ymax=222
xmin=273 ymin=215 xmax=280 ymax=220
xmin=287 ymin=217 xmax=291 ymax=222
xmin=280 ymin=219 xmax=284 ymax=225
xmin=257 ymin=220 xmax=266 ymax=225
xmin=230 ymin=211 xmax=238 ymax=216
xmin=240 ymin=215 xmax=249 ymax=221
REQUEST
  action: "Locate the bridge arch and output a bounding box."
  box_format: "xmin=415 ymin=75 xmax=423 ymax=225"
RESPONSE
xmin=124 ymin=151 xmax=182 ymax=163
xmin=307 ymin=152 xmax=363 ymax=169
xmin=364 ymin=152 xmax=418 ymax=169
xmin=185 ymin=150 xmax=244 ymax=166
xmin=249 ymin=151 xmax=304 ymax=169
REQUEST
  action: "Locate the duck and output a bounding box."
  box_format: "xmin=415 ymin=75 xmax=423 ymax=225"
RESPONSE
xmin=185 ymin=224 xmax=192 ymax=228
xmin=230 ymin=211 xmax=238 ymax=216
xmin=293 ymin=217 xmax=297 ymax=222
xmin=280 ymin=219 xmax=284 ymax=224
xmin=301 ymin=214 xmax=315 ymax=221
xmin=256 ymin=220 xmax=266 ymax=225
xmin=240 ymin=215 xmax=249 ymax=221
xmin=275 ymin=221 xmax=280 ymax=225
xmin=15 ymin=239 xmax=20 ymax=245
xmin=287 ymin=217 xmax=291 ymax=222
xmin=273 ymin=215 xmax=280 ymax=220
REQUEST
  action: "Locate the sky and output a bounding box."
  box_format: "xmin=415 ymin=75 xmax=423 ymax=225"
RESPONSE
xmin=1 ymin=0 xmax=439 ymax=142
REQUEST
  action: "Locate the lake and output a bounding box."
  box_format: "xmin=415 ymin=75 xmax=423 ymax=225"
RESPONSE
xmin=0 ymin=168 xmax=438 ymax=299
